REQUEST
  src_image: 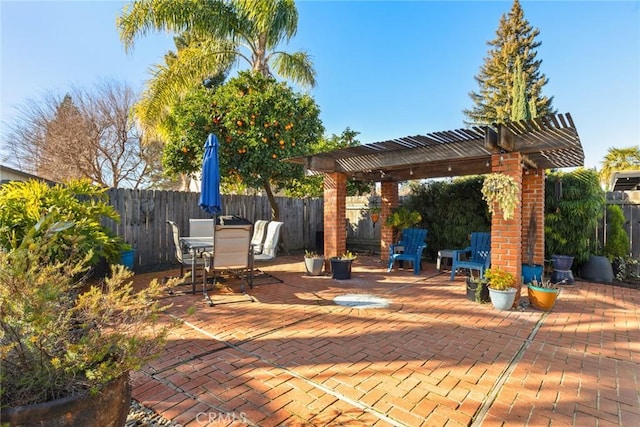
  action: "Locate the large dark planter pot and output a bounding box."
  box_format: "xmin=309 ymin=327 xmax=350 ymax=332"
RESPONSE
xmin=304 ymin=256 xmax=324 ymax=276
xmin=1 ymin=373 xmax=131 ymax=427
xmin=551 ymin=255 xmax=575 ymax=284
xmin=330 ymin=258 xmax=353 ymax=280
xmin=522 ymin=264 xmax=543 ymax=284
xmin=580 ymin=255 xmax=614 ymax=283
xmin=466 ymin=278 xmax=490 ymax=303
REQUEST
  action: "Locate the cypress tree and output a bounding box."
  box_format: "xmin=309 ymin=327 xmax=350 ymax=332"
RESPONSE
xmin=464 ymin=0 xmax=555 ymax=125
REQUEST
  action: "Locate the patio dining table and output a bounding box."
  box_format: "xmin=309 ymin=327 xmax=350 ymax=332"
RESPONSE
xmin=179 ymin=236 xmax=213 ymax=294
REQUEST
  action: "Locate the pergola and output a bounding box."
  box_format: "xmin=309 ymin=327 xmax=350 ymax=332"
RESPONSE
xmin=289 ymin=112 xmax=585 ymax=281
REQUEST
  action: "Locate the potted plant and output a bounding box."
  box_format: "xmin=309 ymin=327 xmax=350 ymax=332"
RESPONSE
xmin=550 ymin=254 xmax=575 ymax=284
xmin=485 ymin=267 xmax=518 ymax=311
xmin=304 ymin=249 xmax=325 ymax=276
xmin=384 ymin=206 xmax=422 ymax=244
xmin=466 ymin=270 xmax=490 ymax=303
xmin=481 ymin=173 xmax=520 ymax=220
xmin=522 ymin=205 xmax=543 ymax=283
xmin=0 ymin=217 xmax=172 ymax=426
xmin=330 ymin=251 xmax=357 ymax=280
xmin=369 ymin=206 xmax=381 ymax=225
xmin=527 ymin=277 xmax=560 ymax=311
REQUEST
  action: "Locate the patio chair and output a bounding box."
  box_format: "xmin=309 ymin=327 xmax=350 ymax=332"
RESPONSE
xmin=251 ymin=221 xmax=284 ymax=284
xmin=449 ymin=232 xmax=491 ymax=281
xmin=250 ymin=220 xmax=270 ymax=254
xmin=202 ymin=224 xmax=254 ymax=306
xmin=167 ymin=220 xmax=205 ymax=278
xmin=388 ymin=228 xmax=428 ymax=274
xmin=189 ymin=218 xmax=214 ymax=237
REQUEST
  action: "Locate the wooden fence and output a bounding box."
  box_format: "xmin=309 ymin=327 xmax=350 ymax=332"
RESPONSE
xmin=103 ymin=188 xmax=323 ymax=271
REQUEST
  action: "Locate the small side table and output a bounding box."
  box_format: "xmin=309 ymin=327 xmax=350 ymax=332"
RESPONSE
xmin=437 ymin=249 xmax=455 ymax=272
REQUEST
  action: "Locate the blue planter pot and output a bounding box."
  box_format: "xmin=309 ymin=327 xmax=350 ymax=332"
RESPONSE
xmin=522 ymin=264 xmax=543 ymax=284
xmin=551 ymin=255 xmax=575 ymax=284
xmin=119 ymin=249 xmax=135 ymax=269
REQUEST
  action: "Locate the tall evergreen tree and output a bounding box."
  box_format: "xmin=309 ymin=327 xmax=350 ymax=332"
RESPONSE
xmin=464 ymin=0 xmax=554 ymax=125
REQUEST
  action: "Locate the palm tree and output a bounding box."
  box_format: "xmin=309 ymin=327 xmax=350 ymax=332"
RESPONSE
xmin=600 ymin=146 xmax=640 ymax=189
xmin=118 ymin=0 xmax=315 ymax=142
xmin=133 ymin=33 xmax=232 ymax=142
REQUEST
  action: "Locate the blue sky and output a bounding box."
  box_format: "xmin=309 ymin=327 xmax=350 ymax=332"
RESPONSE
xmin=1 ymin=0 xmax=638 ymax=171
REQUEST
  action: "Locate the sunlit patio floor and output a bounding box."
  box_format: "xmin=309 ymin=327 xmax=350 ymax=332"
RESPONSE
xmin=130 ymin=255 xmax=640 ymax=426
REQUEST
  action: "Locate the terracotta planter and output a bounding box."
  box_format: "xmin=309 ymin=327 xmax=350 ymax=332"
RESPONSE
xmin=528 ymin=284 xmax=559 ymax=311
xmin=1 ymin=373 xmax=131 ymax=427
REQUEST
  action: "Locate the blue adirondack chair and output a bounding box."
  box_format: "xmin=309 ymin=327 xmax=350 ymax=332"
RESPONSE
xmin=388 ymin=228 xmax=428 ymax=274
xmin=450 ymin=232 xmax=491 ymax=280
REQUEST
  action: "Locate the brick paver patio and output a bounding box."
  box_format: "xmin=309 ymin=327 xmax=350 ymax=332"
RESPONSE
xmin=131 ymin=255 xmax=640 ymax=426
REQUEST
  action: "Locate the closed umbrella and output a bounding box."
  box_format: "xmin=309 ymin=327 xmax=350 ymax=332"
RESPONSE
xmin=199 ymin=133 xmax=222 ymax=217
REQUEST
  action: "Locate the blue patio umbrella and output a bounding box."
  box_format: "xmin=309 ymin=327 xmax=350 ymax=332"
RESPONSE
xmin=199 ymin=133 xmax=222 ymax=216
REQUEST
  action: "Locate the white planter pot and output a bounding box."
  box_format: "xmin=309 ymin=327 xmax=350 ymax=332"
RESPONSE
xmin=488 ymin=287 xmax=517 ymax=311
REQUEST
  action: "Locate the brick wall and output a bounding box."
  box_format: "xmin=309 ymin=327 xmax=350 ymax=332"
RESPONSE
xmin=521 ymin=169 xmax=545 ymax=266
xmin=490 ymin=152 xmax=523 ymax=281
xmin=380 ymin=181 xmax=399 ymax=262
xmin=323 ymin=172 xmax=347 ymax=267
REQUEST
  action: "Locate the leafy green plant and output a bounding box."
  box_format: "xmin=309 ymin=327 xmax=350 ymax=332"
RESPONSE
xmin=384 ymin=206 xmax=422 ymax=244
xmin=481 ymin=173 xmax=520 ymax=220
xmin=0 ymin=179 xmax=122 ymax=265
xmin=467 ymin=270 xmax=490 ymax=303
xmin=529 ymin=277 xmax=557 ymax=289
xmin=485 ymin=267 xmax=516 ymax=290
xmin=338 ymin=251 xmax=357 ymax=260
xmin=0 ymin=217 xmax=173 ymax=407
xmin=603 ymin=204 xmax=630 ymax=260
xmin=404 ymin=177 xmax=490 ymax=260
xmin=304 ymin=250 xmax=323 ymax=259
xmin=544 ymin=169 xmax=605 ymax=263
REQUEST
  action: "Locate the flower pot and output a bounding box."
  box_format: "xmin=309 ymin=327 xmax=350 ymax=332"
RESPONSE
xmin=1 ymin=373 xmax=131 ymax=427
xmin=330 ymin=258 xmax=353 ymax=280
xmin=551 ymin=255 xmax=575 ymax=284
xmin=304 ymin=256 xmax=324 ymax=276
xmin=488 ymin=287 xmax=517 ymax=311
xmin=528 ymin=284 xmax=559 ymax=311
xmin=551 ymin=255 xmax=573 ymax=270
xmin=119 ymin=249 xmax=135 ymax=269
xmin=580 ymin=255 xmax=613 ymax=283
xmin=466 ymin=278 xmax=490 ymax=303
xmin=521 ymin=264 xmax=543 ymax=284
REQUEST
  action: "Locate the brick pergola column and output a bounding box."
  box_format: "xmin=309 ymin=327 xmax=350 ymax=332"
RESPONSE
xmin=490 ymin=152 xmax=523 ymax=281
xmin=323 ymin=172 xmax=347 ymax=269
xmin=522 ymin=169 xmax=545 ymax=266
xmin=380 ymin=181 xmax=399 ymax=263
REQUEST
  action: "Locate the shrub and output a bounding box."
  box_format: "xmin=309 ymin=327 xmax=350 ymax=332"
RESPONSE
xmin=1 ymin=217 xmax=173 ymax=407
xmin=0 ymin=179 xmax=122 ymax=265
xmin=604 ymin=204 xmax=630 ymax=260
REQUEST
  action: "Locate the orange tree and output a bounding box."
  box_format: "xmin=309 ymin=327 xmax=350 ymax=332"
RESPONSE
xmin=164 ymin=71 xmax=323 ymax=220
